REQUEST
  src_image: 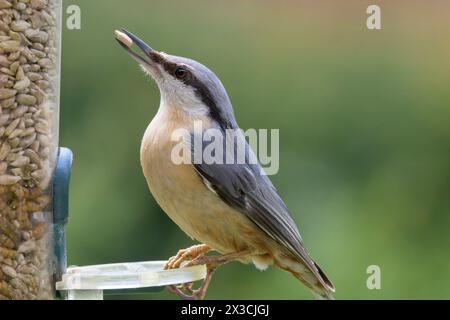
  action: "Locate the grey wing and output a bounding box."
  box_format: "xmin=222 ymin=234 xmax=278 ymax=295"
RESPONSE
xmin=191 ymin=132 xmax=332 ymax=289
xmin=194 ymin=160 xmax=302 ymax=252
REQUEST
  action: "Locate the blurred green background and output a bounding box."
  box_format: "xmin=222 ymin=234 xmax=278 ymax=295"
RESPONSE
xmin=60 ymin=0 xmax=450 ymax=299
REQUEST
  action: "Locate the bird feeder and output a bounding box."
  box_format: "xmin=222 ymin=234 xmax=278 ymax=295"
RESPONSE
xmin=0 ymin=0 xmax=62 ymax=300
xmin=0 ymin=0 xmax=205 ymax=300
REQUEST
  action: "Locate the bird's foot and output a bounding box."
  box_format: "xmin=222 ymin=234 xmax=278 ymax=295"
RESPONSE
xmin=167 ymin=283 xmax=197 ymax=300
xmin=165 ymin=244 xmax=212 ymax=300
xmin=167 ymin=250 xmax=251 ymax=300
xmin=164 ymin=244 xmax=211 ymax=270
xmin=167 ymin=264 xmax=217 ymax=300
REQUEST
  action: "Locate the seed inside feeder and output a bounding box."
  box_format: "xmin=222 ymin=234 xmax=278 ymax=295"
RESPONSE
xmin=0 ymin=0 xmax=61 ymax=300
xmin=115 ymin=30 xmax=133 ymax=47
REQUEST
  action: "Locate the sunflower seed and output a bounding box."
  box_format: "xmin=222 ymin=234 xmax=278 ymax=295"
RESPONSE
xmin=12 ymin=106 xmax=28 ymax=118
xmin=0 ymin=55 xmax=11 ymax=67
xmin=0 ymin=114 xmax=10 ymax=126
xmin=8 ymin=128 xmax=23 ymax=139
xmin=10 ymin=20 xmax=30 ymax=32
xmin=37 ymin=58 xmax=51 ymax=69
xmin=0 ymin=0 xmax=58 ymax=300
xmin=0 ymin=175 xmax=21 ymax=185
xmin=16 ymin=94 xmax=36 ymax=105
xmin=20 ymin=133 xmax=35 ymax=148
xmin=0 ymin=142 xmax=11 ymax=160
xmin=0 ymin=40 xmax=21 ymax=52
xmin=0 ymin=88 xmax=16 ymax=99
xmin=18 ymin=241 xmax=36 ymax=254
xmin=13 ymin=2 xmax=26 ymax=11
xmin=1 ymin=97 xmax=16 ymax=109
xmin=9 ymin=278 xmax=27 ymax=293
xmin=0 ymin=68 xmax=14 ymax=76
xmin=0 ymin=1 xmax=12 ymax=10
xmin=115 ymin=30 xmax=133 ymax=47
xmin=0 ymin=162 xmax=7 ymax=174
xmin=13 ymin=77 xmax=30 ymax=91
xmin=27 ymin=72 xmax=42 ymax=81
xmin=9 ymin=138 xmax=19 ymax=148
xmin=1 ymin=265 xmax=17 ymax=278
xmin=8 ymin=51 xmax=21 ymax=62
xmin=5 ymin=118 xmax=20 ymax=136
xmin=20 ymin=127 xmax=35 ymax=137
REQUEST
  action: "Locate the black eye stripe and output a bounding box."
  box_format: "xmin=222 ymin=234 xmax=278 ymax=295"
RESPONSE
xmin=161 ymin=61 xmax=179 ymax=75
xmin=161 ymin=60 xmax=233 ymax=129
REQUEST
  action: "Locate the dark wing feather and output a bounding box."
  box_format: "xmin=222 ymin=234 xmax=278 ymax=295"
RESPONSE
xmin=191 ymin=133 xmax=332 ymax=290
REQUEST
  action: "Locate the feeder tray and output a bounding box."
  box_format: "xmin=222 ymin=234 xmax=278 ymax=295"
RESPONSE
xmin=56 ymin=261 xmax=207 ymax=300
xmin=53 ymin=148 xmax=206 ymax=300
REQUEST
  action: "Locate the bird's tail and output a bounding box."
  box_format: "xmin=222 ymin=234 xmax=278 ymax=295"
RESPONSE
xmin=275 ymin=254 xmax=335 ymax=300
xmin=304 ymin=261 xmax=335 ymax=300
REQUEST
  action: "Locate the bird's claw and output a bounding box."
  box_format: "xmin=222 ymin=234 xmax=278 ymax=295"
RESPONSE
xmin=165 ymin=249 xmax=251 ymax=300
xmin=165 ymin=244 xmax=212 ymax=300
xmin=164 ymin=244 xmax=211 ymax=270
xmin=167 ymin=284 xmax=198 ymax=300
xmin=165 ymin=248 xmax=188 ymax=270
xmin=167 ymin=269 xmax=213 ymax=301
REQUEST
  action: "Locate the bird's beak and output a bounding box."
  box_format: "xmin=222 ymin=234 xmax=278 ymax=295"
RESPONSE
xmin=115 ymin=29 xmax=162 ymax=69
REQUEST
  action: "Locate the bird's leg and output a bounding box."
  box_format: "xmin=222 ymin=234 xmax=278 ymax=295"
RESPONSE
xmin=186 ymin=250 xmax=251 ymax=269
xmin=165 ymin=244 xmax=212 ymax=299
xmin=166 ymin=249 xmax=251 ymax=300
xmin=181 ymin=250 xmax=251 ymax=300
xmin=166 ymin=283 xmax=198 ymax=300
xmin=186 ymin=265 xmax=217 ymax=300
xmin=166 ymin=264 xmax=219 ymax=300
xmin=164 ymin=244 xmax=211 ymax=270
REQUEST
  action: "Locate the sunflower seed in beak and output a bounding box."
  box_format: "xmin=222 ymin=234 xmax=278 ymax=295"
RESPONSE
xmin=115 ymin=30 xmax=133 ymax=47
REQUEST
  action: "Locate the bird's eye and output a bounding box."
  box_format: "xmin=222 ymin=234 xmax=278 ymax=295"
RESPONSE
xmin=174 ymin=67 xmax=189 ymax=79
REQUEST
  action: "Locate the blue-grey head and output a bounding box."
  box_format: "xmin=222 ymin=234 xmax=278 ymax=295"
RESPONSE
xmin=116 ymin=29 xmax=236 ymax=129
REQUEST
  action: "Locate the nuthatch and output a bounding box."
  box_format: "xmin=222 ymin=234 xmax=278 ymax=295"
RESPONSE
xmin=115 ymin=29 xmax=335 ymax=300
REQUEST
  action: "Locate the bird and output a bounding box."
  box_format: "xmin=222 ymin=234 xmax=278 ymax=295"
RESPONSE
xmin=115 ymin=29 xmax=335 ymax=300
